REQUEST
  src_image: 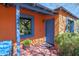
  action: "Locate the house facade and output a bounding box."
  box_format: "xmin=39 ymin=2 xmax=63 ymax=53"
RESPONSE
xmin=0 ymin=3 xmax=78 ymax=47
xmin=54 ymin=7 xmax=78 ymax=34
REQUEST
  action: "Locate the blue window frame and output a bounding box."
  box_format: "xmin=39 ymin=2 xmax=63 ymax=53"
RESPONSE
xmin=70 ymin=20 xmax=74 ymax=32
xmin=66 ymin=17 xmax=74 ymax=32
xmin=20 ymin=14 xmax=34 ymax=39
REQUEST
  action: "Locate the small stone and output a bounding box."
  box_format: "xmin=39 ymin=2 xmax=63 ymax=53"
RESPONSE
xmin=53 ymin=50 xmax=57 ymax=54
xmin=50 ymin=54 xmax=57 ymax=56
xmin=37 ymin=54 xmax=43 ymax=56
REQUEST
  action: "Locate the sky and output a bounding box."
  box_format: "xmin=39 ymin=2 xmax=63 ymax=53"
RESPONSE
xmin=40 ymin=3 xmax=79 ymax=18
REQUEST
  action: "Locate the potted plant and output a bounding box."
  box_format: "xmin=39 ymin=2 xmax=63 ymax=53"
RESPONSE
xmin=22 ymin=40 xmax=32 ymax=50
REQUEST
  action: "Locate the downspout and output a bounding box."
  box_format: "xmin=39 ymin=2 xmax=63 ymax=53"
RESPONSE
xmin=16 ymin=4 xmax=20 ymax=56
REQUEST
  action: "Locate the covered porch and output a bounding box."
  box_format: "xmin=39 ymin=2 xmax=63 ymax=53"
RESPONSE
xmin=0 ymin=3 xmax=57 ymax=56
xmin=14 ymin=3 xmax=57 ymax=56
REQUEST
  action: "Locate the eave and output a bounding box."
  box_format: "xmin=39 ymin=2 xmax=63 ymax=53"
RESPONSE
xmin=12 ymin=3 xmax=57 ymax=16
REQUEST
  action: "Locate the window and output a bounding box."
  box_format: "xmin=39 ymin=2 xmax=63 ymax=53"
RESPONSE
xmin=20 ymin=14 xmax=34 ymax=38
xmin=66 ymin=19 xmax=74 ymax=32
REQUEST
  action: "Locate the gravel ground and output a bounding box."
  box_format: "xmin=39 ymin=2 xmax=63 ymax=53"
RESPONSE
xmin=13 ymin=44 xmax=58 ymax=56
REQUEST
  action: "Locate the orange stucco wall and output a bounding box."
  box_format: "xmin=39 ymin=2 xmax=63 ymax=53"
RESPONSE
xmin=0 ymin=4 xmax=16 ymax=43
xmin=0 ymin=4 xmax=56 ymax=45
xmin=0 ymin=4 xmax=76 ymax=46
xmin=0 ymin=4 xmax=77 ymax=46
xmin=20 ymin=8 xmax=55 ymax=45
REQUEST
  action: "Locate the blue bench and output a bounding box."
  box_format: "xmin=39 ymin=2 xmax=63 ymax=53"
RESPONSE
xmin=0 ymin=40 xmax=12 ymax=56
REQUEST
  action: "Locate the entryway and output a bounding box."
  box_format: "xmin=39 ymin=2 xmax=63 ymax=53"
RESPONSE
xmin=45 ymin=20 xmax=54 ymax=45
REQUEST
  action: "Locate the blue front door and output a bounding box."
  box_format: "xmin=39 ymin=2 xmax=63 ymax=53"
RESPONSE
xmin=45 ymin=20 xmax=54 ymax=45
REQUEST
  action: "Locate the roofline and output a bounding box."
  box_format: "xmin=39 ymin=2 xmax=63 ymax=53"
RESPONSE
xmin=36 ymin=3 xmax=56 ymax=13
xmin=2 ymin=3 xmax=78 ymax=19
xmin=20 ymin=3 xmax=56 ymax=15
xmin=7 ymin=3 xmax=57 ymax=16
xmin=54 ymin=6 xmax=79 ymax=19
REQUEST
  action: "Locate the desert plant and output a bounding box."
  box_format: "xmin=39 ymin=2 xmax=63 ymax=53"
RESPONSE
xmin=55 ymin=32 xmax=79 ymax=56
xmin=22 ymin=40 xmax=32 ymax=50
xmin=22 ymin=40 xmax=32 ymax=46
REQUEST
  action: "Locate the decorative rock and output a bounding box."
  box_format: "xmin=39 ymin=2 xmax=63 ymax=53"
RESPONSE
xmin=36 ymin=54 xmax=44 ymax=56
xmin=51 ymin=54 xmax=57 ymax=56
xmin=13 ymin=43 xmax=58 ymax=56
xmin=53 ymin=50 xmax=57 ymax=54
xmin=26 ymin=49 xmax=31 ymax=56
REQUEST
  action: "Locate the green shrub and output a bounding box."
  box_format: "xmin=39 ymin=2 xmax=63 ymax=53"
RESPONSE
xmin=55 ymin=32 xmax=79 ymax=56
xmin=22 ymin=40 xmax=32 ymax=46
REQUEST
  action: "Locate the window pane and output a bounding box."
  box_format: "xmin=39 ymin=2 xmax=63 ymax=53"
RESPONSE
xmin=66 ymin=19 xmax=74 ymax=32
xmin=20 ymin=16 xmax=31 ymax=35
